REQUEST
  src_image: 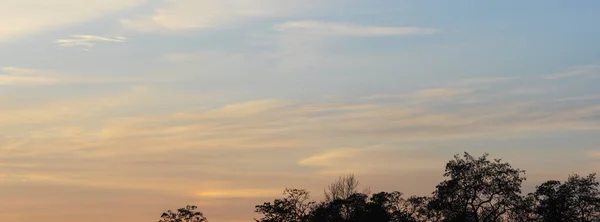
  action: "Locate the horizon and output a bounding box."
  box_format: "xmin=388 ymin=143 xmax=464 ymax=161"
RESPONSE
xmin=1 ymin=1 xmax=600 ymax=221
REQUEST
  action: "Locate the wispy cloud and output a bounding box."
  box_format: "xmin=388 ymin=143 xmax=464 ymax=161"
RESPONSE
xmin=362 ymin=77 xmax=519 ymax=101
xmin=274 ymin=21 xmax=437 ymax=36
xmin=162 ymin=52 xmax=254 ymax=63
xmin=544 ymin=64 xmax=600 ymax=79
xmin=299 ymin=148 xmax=363 ymax=167
xmin=299 ymin=146 xmax=445 ymax=175
xmin=551 ymin=95 xmax=600 ymax=102
xmin=362 ymin=88 xmax=474 ymax=101
xmin=196 ymin=189 xmax=282 ymax=198
xmin=0 ymin=67 xmax=61 ymax=85
xmin=0 ymin=86 xmax=154 ymax=127
xmin=0 ymin=67 xmax=134 ymax=86
xmin=57 ymin=35 xmax=128 ymax=49
xmin=121 ymin=0 xmax=323 ymax=32
xmin=509 ymin=88 xmax=552 ymax=95
xmin=589 ymin=150 xmax=600 ymax=158
xmin=0 ymin=0 xmax=143 ymax=42
xmin=410 ymin=88 xmax=474 ymax=99
xmin=9 ymin=93 xmax=598 ymax=159
xmin=453 ymin=77 xmax=520 ymax=87
xmin=3 ymin=81 xmax=600 ymax=221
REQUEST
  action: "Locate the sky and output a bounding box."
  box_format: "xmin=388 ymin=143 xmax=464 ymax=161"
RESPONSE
xmin=1 ymin=0 xmax=600 ymax=221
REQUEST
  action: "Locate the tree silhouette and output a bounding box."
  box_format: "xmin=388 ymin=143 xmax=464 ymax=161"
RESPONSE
xmin=159 ymin=152 xmax=600 ymax=222
xmin=506 ymin=194 xmax=537 ymax=222
xmin=310 ymin=191 xmax=423 ymax=222
xmin=531 ymin=173 xmax=600 ymax=222
xmin=324 ymin=174 xmax=365 ymax=202
xmin=400 ymin=196 xmax=440 ymax=222
xmin=159 ymin=205 xmax=207 ymax=222
xmin=428 ymin=153 xmax=526 ymax=222
xmin=255 ymin=188 xmax=316 ymax=222
xmin=311 ymin=192 xmax=382 ymax=222
xmin=322 ymin=174 xmax=372 ymax=220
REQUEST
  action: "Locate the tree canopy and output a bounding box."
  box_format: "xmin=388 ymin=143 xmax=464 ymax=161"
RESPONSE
xmin=159 ymin=205 xmax=208 ymax=222
xmin=159 ymin=152 xmax=599 ymax=222
xmin=428 ymin=153 xmax=526 ymax=222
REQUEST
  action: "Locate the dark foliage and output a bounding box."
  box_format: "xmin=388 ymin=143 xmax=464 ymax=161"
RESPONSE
xmin=159 ymin=205 xmax=208 ymax=222
xmin=428 ymin=153 xmax=526 ymax=222
xmin=161 ymin=153 xmax=599 ymax=222
xmin=529 ymin=173 xmax=600 ymax=222
xmin=255 ymin=188 xmax=316 ymax=222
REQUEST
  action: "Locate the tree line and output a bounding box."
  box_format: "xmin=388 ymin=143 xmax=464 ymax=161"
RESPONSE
xmin=159 ymin=152 xmax=600 ymax=222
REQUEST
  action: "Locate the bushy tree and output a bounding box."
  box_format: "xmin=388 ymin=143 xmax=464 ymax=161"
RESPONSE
xmin=324 ymin=174 xmax=366 ymax=202
xmin=531 ymin=173 xmax=600 ymax=222
xmin=309 ymin=191 xmax=426 ymax=222
xmin=159 ymin=205 xmax=207 ymax=222
xmin=161 ymin=152 xmax=600 ymax=222
xmin=255 ymin=188 xmax=316 ymax=222
xmin=428 ymin=153 xmax=526 ymax=222
xmin=506 ymin=194 xmax=537 ymax=222
xmin=400 ymin=196 xmax=441 ymax=222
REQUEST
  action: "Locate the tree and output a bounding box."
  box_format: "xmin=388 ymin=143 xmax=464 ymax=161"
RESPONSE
xmin=531 ymin=173 xmax=600 ymax=222
xmin=400 ymin=196 xmax=441 ymax=222
xmin=428 ymin=153 xmax=526 ymax=222
xmin=324 ymin=174 xmax=366 ymax=202
xmin=370 ymin=191 xmax=405 ymax=221
xmin=371 ymin=192 xmax=427 ymax=222
xmin=531 ymin=180 xmax=569 ymax=221
xmin=311 ymin=192 xmax=385 ymax=222
xmin=255 ymin=188 xmax=316 ymax=222
xmin=159 ymin=205 xmax=208 ymax=222
xmin=507 ymin=194 xmax=537 ymax=222
xmin=322 ymin=174 xmax=372 ymax=220
xmin=310 ymin=191 xmax=425 ymax=222
xmin=158 ymin=152 xmax=600 ymax=222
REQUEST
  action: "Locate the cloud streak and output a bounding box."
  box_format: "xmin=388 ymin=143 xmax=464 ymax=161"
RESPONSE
xmin=545 ymin=64 xmax=600 ymax=79
xmin=121 ymin=0 xmax=323 ymax=32
xmin=7 ymin=89 xmax=599 ymax=159
xmin=3 ymin=76 xmax=600 ymax=221
xmin=57 ymin=35 xmax=128 ymax=49
xmin=274 ymin=21 xmax=437 ymax=36
xmin=196 ymin=189 xmax=282 ymax=198
xmin=589 ymin=150 xmax=600 ymax=159
xmin=0 ymin=67 xmax=134 ymax=86
xmin=299 ymin=146 xmax=445 ymax=175
xmin=0 ymin=67 xmax=191 ymax=87
xmin=0 ymin=0 xmax=144 ymax=42
xmin=410 ymin=88 xmax=474 ymax=99
xmin=0 ymin=67 xmax=61 ymax=85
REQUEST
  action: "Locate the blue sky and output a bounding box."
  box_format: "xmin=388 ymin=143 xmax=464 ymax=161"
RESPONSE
xmin=1 ymin=1 xmax=600 ymax=222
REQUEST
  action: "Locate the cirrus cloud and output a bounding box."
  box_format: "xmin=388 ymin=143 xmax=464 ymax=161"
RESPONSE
xmin=0 ymin=0 xmax=144 ymax=42
xmin=121 ymin=0 xmax=324 ymax=32
xmin=57 ymin=35 xmax=128 ymax=49
xmin=299 ymin=146 xmax=445 ymax=175
xmin=274 ymin=21 xmax=437 ymax=36
xmin=0 ymin=67 xmax=135 ymax=86
xmin=545 ymin=64 xmax=600 ymax=80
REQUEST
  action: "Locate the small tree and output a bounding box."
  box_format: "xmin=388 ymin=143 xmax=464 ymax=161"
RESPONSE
xmin=311 ymin=191 xmax=425 ymax=222
xmin=532 ymin=173 xmax=600 ymax=222
xmin=507 ymin=194 xmax=538 ymax=222
xmin=255 ymin=188 xmax=315 ymax=222
xmin=323 ymin=174 xmax=371 ymax=220
xmin=428 ymin=153 xmax=526 ymax=222
xmin=324 ymin=174 xmax=362 ymax=202
xmin=159 ymin=205 xmax=208 ymax=222
xmin=400 ymin=196 xmax=440 ymax=222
